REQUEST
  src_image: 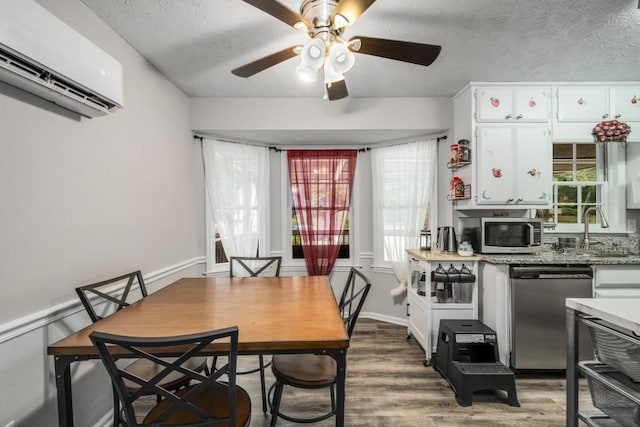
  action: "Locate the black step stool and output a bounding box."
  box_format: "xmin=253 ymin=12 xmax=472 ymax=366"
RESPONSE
xmin=433 ymin=319 xmax=520 ymax=407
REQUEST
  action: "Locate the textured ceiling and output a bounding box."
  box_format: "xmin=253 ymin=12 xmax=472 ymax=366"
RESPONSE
xmin=81 ymin=0 xmax=640 ymax=100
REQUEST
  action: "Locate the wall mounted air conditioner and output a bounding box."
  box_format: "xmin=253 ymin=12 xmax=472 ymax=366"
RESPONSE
xmin=0 ymin=0 xmax=123 ymax=118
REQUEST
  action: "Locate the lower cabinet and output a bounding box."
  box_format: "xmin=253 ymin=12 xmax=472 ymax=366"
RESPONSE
xmin=593 ymin=265 xmax=640 ymax=297
xmin=479 ymin=263 xmax=511 ymax=366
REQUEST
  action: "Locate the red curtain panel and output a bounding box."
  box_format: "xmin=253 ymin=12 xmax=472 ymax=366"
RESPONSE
xmin=288 ymin=150 xmax=357 ymax=275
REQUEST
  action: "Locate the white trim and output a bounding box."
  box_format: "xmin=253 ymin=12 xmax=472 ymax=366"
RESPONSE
xmin=0 ymin=257 xmax=204 ymax=344
xmin=371 ymin=265 xmax=395 ymax=274
xmin=93 ymin=412 xmax=112 ymax=427
xmin=360 ymin=312 xmax=408 ymax=327
xmin=359 ymin=252 xmax=374 ymax=260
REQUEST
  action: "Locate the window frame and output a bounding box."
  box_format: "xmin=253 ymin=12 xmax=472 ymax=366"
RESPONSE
xmin=547 ymin=142 xmax=627 ymax=234
xmin=280 ymin=153 xmax=359 ymax=269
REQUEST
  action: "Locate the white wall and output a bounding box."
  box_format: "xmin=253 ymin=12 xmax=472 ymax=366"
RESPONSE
xmin=0 ymin=0 xmax=204 ymax=425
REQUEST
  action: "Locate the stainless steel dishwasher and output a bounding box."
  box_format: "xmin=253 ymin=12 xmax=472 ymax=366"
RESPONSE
xmin=510 ymin=265 xmax=593 ymax=370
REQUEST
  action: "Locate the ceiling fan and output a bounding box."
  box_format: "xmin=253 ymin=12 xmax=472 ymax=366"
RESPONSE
xmin=231 ymin=0 xmax=442 ymax=101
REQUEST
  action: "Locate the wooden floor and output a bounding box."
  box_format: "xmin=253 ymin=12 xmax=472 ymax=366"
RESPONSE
xmin=135 ymin=319 xmax=596 ymax=426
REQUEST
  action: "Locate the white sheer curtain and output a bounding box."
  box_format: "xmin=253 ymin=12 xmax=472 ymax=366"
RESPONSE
xmin=371 ymin=138 xmax=438 ymax=290
xmin=202 ymin=139 xmax=269 ymax=267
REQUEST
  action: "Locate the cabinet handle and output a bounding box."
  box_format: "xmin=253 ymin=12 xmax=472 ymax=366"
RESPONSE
xmin=406 ymin=303 xmax=410 ymax=317
xmin=507 ymin=198 xmax=514 ymax=203
xmin=615 ymin=114 xmax=621 ymax=119
xmin=602 ymin=113 xmax=609 ymax=119
xmin=516 ymin=198 xmax=523 ymax=203
xmin=516 ymin=114 xmax=523 ymax=120
xmin=505 ymin=114 xmax=513 ymax=119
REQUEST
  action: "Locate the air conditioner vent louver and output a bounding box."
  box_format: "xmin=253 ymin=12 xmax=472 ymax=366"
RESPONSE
xmin=0 ymin=46 xmax=118 ymax=113
xmin=0 ymin=0 xmax=123 ymax=118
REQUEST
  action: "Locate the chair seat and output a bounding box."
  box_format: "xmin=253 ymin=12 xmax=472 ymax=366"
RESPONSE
xmin=123 ymin=357 xmax=208 ymax=392
xmin=143 ymin=382 xmax=252 ymax=426
xmin=271 ymin=354 xmax=337 ymax=387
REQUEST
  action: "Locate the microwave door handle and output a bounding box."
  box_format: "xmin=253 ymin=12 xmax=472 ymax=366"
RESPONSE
xmin=525 ymin=223 xmax=534 ymax=246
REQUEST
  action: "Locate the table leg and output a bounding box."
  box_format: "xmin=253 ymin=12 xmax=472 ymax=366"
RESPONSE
xmin=566 ymin=308 xmax=579 ymax=427
xmin=54 ymin=355 xmax=74 ymax=427
xmin=327 ymin=348 xmax=347 ymax=427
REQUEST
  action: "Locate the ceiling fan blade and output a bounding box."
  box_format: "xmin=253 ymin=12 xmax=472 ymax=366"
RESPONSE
xmin=232 ymin=45 xmax=302 ymax=78
xmin=350 ymin=36 xmax=441 ymax=67
xmin=331 ymin=0 xmax=377 ymax=28
xmin=240 ymin=0 xmax=311 ymax=30
xmin=326 ymin=80 xmax=349 ymax=101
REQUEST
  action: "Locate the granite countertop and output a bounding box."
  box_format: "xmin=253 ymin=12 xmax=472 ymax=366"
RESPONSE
xmin=482 ymin=251 xmax=640 ymax=265
xmin=407 ymin=248 xmax=640 ymax=265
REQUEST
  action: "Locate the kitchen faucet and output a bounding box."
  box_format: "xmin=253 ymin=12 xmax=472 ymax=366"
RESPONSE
xmin=581 ymin=207 xmax=609 ymax=250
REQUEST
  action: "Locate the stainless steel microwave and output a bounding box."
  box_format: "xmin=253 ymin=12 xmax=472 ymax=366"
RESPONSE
xmin=480 ymin=218 xmax=543 ymax=254
xmin=461 ymin=218 xmax=544 ymax=254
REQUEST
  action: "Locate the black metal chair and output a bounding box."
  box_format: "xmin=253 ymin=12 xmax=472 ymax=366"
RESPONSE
xmin=226 ymin=256 xmax=282 ymax=413
xmin=229 ymin=256 xmax=282 ymax=278
xmin=76 ymin=271 xmax=206 ymax=426
xmin=268 ymin=267 xmax=372 ymax=426
xmin=90 ymin=326 xmax=252 ymax=426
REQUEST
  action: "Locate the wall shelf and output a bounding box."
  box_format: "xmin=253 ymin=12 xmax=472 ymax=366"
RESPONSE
xmin=447 ymin=185 xmax=471 ymax=201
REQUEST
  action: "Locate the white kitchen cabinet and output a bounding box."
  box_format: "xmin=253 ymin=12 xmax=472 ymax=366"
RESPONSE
xmin=476 ymin=86 xmax=550 ymax=123
xmin=626 ymin=142 xmax=640 ymax=209
xmin=479 ymin=263 xmax=510 ymax=366
xmin=476 ymin=125 xmax=552 ymax=205
xmin=557 ymin=85 xmax=640 ymax=122
xmin=592 ymin=265 xmax=640 ymax=298
xmin=554 ymin=84 xmax=640 ymax=142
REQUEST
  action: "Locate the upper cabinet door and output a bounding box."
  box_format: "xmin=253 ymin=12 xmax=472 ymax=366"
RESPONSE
xmin=513 ymin=87 xmax=550 ymax=122
xmin=611 ymin=86 xmax=640 ymax=122
xmin=556 ymin=86 xmax=609 ymax=122
xmin=476 ymin=127 xmax=515 ymax=204
xmin=514 ymin=127 xmax=552 ymax=204
xmin=476 ymin=87 xmax=550 ymax=122
xmin=476 ymin=88 xmax=513 ymax=121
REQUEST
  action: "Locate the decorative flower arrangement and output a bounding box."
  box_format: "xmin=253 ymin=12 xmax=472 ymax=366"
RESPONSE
xmin=592 ymin=119 xmax=631 ymax=142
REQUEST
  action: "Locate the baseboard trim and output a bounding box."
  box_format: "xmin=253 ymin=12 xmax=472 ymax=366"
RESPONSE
xmin=0 ymin=257 xmax=205 ymax=344
xmin=360 ymin=312 xmax=408 ymax=327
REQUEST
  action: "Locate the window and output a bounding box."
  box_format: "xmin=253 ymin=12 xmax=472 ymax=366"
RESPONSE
xmin=371 ymin=139 xmax=438 ymax=279
xmin=292 ymin=209 xmax=349 ymax=259
xmin=286 ymin=150 xmax=357 ymax=275
xmin=281 ymin=152 xmax=359 ymax=269
xmin=202 ymin=139 xmax=269 ymax=273
xmin=536 ymin=142 xmax=626 ymax=232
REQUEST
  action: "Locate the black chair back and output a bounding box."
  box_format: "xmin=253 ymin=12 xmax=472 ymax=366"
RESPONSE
xmin=339 ymin=267 xmax=372 ymax=337
xmin=90 ymin=326 xmax=243 ymax=426
xmin=229 ymin=256 xmax=282 ymax=277
xmin=75 ymin=271 xmax=147 ymax=322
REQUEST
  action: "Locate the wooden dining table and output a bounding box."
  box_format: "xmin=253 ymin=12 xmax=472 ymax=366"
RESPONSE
xmin=48 ymin=275 xmax=350 ymax=427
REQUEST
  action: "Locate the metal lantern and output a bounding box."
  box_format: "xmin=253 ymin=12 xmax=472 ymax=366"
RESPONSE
xmin=419 ymin=229 xmax=431 ymax=250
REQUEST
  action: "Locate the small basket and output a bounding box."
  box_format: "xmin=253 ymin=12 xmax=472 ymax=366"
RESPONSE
xmin=584 ymin=318 xmax=640 ymax=382
xmin=581 ymin=361 xmax=640 ymax=427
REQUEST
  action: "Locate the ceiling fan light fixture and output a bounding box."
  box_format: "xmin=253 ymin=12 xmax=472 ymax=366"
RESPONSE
xmin=293 ymin=21 xmax=309 ymax=31
xmin=296 ymin=64 xmax=318 ymax=82
xmin=326 ymin=43 xmax=355 ymax=75
xmin=300 ymin=38 xmax=326 ymax=70
xmin=323 ymin=60 xmax=344 ymax=84
xmin=333 ymin=13 xmax=349 ymax=29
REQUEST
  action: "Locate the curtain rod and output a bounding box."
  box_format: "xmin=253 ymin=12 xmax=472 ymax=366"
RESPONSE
xmin=193 ymin=134 xmax=279 ymax=151
xmin=193 ymin=134 xmax=369 ymax=152
xmin=193 ymin=133 xmax=446 ymax=150
xmin=368 ymin=134 xmax=447 ymax=150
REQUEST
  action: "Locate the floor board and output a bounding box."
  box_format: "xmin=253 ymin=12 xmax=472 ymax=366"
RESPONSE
xmin=134 ymin=318 xmax=596 ymax=426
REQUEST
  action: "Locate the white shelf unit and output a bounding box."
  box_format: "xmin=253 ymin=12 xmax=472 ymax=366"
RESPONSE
xmin=407 ymin=257 xmax=480 ymax=365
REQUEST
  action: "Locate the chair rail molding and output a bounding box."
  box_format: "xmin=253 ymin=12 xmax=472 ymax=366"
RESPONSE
xmin=0 ymin=256 xmax=205 ymax=344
